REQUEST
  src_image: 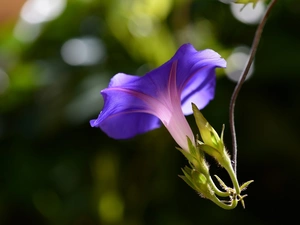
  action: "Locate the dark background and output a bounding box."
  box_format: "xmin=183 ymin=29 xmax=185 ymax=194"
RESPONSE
xmin=0 ymin=0 xmax=299 ymax=224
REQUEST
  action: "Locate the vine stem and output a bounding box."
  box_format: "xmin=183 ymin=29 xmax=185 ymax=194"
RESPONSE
xmin=229 ymin=0 xmax=277 ymax=174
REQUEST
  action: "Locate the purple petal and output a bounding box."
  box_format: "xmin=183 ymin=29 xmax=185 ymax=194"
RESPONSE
xmin=90 ymin=43 xmax=226 ymax=142
xmin=90 ymin=112 xmax=161 ymax=139
xmin=173 ymin=45 xmax=226 ymax=114
xmin=90 ymin=76 xmax=162 ymax=138
xmin=126 ymin=44 xmax=225 ymax=113
xmin=180 ymin=67 xmax=216 ymax=115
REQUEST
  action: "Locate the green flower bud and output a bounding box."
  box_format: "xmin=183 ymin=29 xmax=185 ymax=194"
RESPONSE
xmin=192 ymin=103 xmax=224 ymax=153
xmin=180 ymin=166 xmax=213 ymax=199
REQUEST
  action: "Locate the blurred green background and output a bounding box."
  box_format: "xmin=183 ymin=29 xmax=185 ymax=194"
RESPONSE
xmin=0 ymin=0 xmax=299 ymax=224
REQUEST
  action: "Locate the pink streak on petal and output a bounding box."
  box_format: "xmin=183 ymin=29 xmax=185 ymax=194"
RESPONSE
xmin=156 ymin=61 xmax=194 ymax=151
xmin=105 ymin=62 xmax=194 ymax=151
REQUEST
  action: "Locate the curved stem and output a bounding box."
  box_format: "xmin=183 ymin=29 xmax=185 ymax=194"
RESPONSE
xmin=229 ymin=0 xmax=278 ymax=174
xmin=215 ymin=153 xmax=241 ymax=194
xmin=224 ymin=157 xmax=240 ymax=195
xmin=210 ymin=193 xmax=238 ymax=210
xmin=208 ymin=176 xmax=231 ymax=197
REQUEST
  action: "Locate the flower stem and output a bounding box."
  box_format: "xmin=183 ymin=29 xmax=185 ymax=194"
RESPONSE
xmin=210 ymin=194 xmax=238 ymax=210
xmin=224 ymin=156 xmax=240 ymax=195
xmin=208 ymin=176 xmax=231 ymax=197
xmin=229 ymin=0 xmax=278 ymax=174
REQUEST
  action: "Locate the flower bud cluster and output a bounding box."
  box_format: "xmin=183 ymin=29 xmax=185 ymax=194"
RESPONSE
xmin=178 ymin=103 xmax=253 ymax=209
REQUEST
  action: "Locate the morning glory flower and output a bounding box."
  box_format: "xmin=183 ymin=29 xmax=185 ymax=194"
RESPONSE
xmin=90 ymin=43 xmax=226 ymax=151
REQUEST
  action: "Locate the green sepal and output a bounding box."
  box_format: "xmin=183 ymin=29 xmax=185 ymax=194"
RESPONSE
xmin=180 ymin=166 xmax=213 ymax=198
xmin=177 ymin=136 xmax=209 ymax=175
xmin=191 ymin=169 xmax=214 ymax=198
xmin=178 ymin=103 xmax=254 ymax=209
xmin=240 ymin=180 xmax=254 ymax=191
xmin=198 ymin=143 xmax=225 ymax=166
xmin=187 ymin=136 xmax=197 ymax=156
xmin=191 ymin=169 xmax=207 ymax=185
xmin=180 ymin=167 xmax=197 ymax=191
xmin=179 ymin=175 xmax=195 ymax=191
xmin=176 ymin=147 xmax=198 ymax=166
xmin=220 ymin=124 xmax=225 ymax=143
xmin=192 ymin=103 xmax=224 ymax=153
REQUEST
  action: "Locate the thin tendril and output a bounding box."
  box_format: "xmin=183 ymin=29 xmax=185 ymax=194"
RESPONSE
xmin=229 ymin=0 xmax=278 ymax=174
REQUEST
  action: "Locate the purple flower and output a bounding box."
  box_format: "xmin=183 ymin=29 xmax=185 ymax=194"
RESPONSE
xmin=90 ymin=43 xmax=226 ymax=151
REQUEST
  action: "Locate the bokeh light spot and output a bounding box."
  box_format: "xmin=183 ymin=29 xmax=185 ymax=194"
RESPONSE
xmin=64 ymin=74 xmax=109 ymax=124
xmin=21 ymin=0 xmax=66 ymax=24
xmin=61 ymin=37 xmax=105 ymax=66
xmin=231 ymin=1 xmax=266 ymax=25
xmin=225 ymin=46 xmax=254 ymax=82
xmin=14 ymin=19 xmax=41 ymax=43
xmin=128 ymin=14 xmax=154 ymax=37
xmin=99 ymin=191 xmax=124 ymax=223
